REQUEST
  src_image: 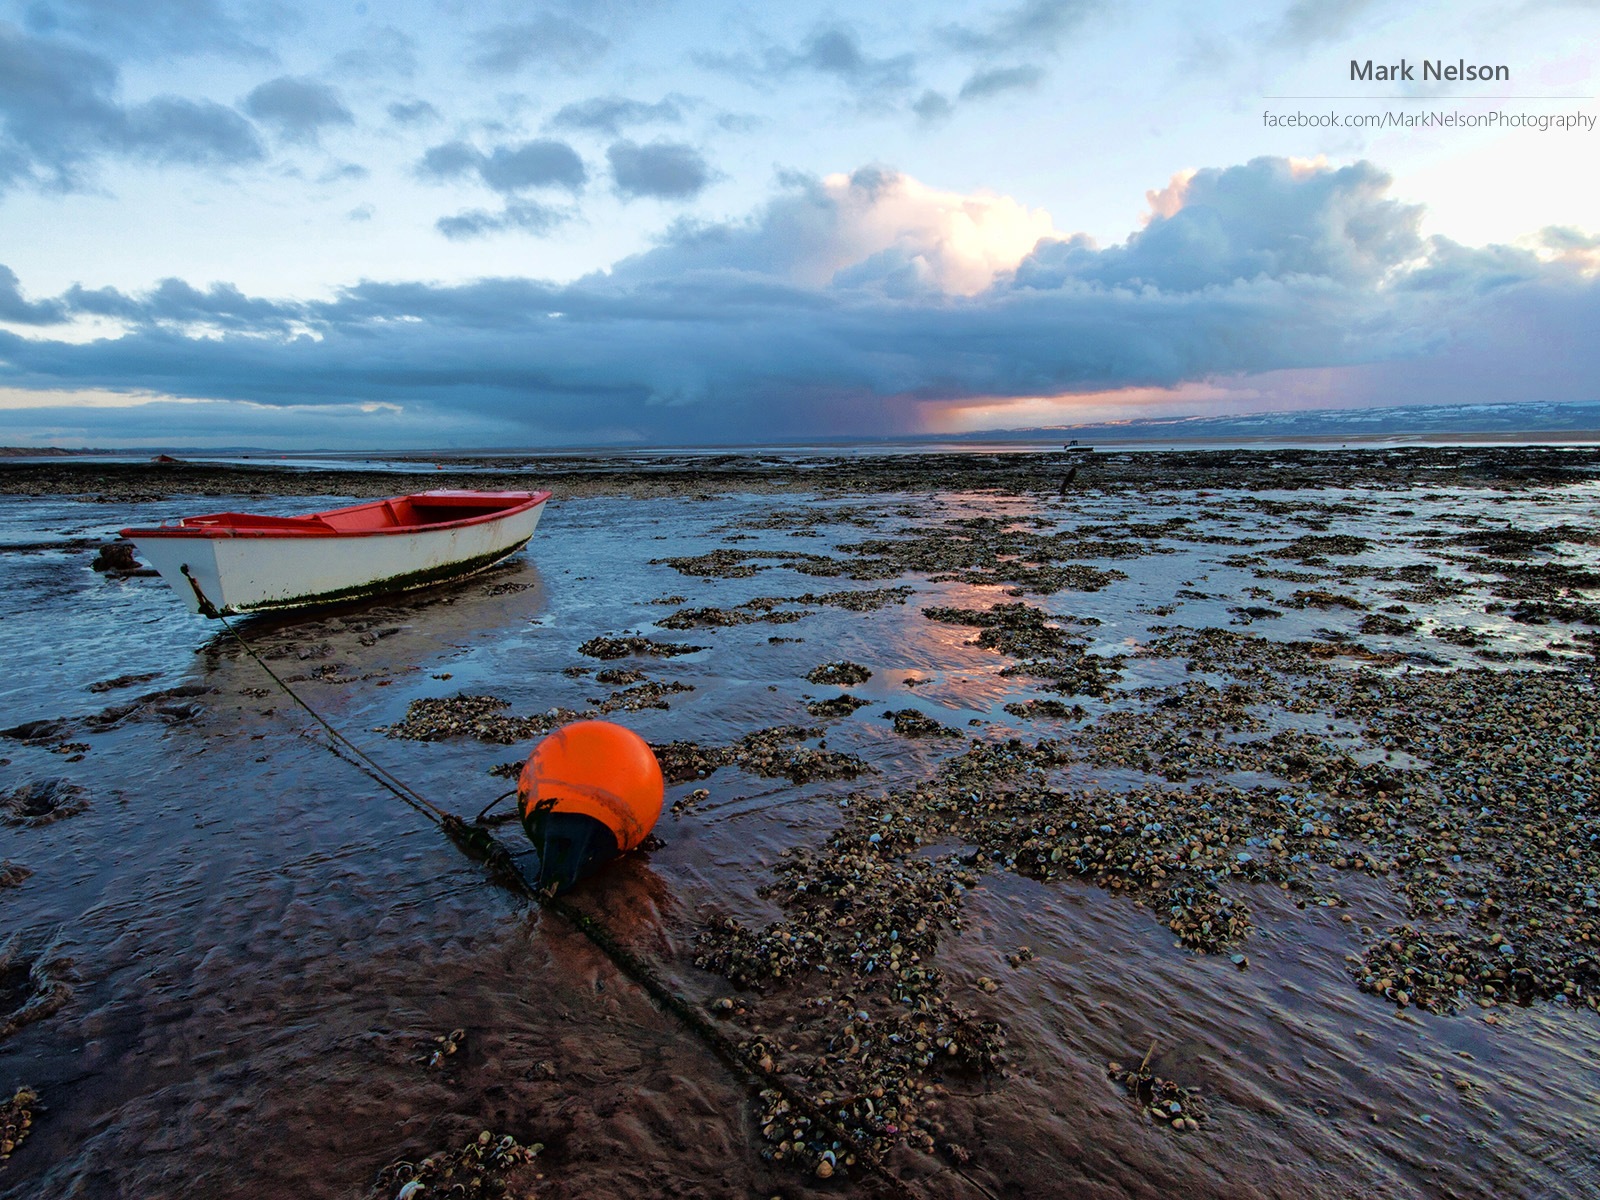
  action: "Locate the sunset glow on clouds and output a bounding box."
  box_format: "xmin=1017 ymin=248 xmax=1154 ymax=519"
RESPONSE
xmin=0 ymin=0 xmax=1596 ymax=447
xmin=812 ymin=171 xmax=1061 ymax=295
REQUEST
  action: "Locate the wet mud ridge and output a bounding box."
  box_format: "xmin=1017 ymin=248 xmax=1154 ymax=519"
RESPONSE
xmin=4 ymin=442 xmax=1600 ymax=503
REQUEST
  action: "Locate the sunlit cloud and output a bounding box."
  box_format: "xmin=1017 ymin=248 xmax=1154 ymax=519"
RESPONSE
xmin=816 ymin=169 xmax=1060 ymax=295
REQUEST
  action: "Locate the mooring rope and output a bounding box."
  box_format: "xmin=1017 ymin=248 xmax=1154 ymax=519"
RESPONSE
xmin=220 ymin=616 xmax=451 ymax=826
xmin=220 ymin=616 xmax=925 ymax=1200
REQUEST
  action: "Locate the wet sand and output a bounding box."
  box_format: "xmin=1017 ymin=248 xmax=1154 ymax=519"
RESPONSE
xmin=1 ymin=447 xmax=1598 ymax=1199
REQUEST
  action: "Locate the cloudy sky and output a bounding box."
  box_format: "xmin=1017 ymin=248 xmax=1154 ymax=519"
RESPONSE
xmin=1 ymin=0 xmax=1596 ymax=448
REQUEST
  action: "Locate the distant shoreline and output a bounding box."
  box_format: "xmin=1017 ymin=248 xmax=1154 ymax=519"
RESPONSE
xmin=4 ymin=427 xmax=1600 ymax=462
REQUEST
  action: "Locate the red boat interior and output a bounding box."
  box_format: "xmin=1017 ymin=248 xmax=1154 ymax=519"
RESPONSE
xmin=141 ymin=490 xmax=547 ymax=537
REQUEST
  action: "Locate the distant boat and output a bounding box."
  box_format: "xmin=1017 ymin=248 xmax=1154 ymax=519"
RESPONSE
xmin=122 ymin=489 xmax=551 ymax=617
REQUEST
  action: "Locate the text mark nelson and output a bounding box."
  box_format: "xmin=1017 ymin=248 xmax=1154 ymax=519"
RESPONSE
xmin=1352 ymin=59 xmax=1510 ymax=82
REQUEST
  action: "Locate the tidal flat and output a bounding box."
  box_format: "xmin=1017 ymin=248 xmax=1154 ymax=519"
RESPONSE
xmin=1 ymin=446 xmax=1597 ymax=1199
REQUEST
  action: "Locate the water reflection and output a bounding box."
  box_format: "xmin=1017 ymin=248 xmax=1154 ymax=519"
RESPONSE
xmin=2 ymin=476 xmax=1598 ymax=1199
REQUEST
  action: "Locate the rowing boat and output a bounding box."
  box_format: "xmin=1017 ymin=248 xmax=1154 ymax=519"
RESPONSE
xmin=122 ymin=489 xmax=551 ymax=617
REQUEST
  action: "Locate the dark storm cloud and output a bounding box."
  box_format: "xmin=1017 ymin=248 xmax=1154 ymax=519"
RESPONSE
xmin=958 ymin=64 xmax=1044 ymax=100
xmin=23 ymin=0 xmax=272 ymax=60
xmin=548 ymin=95 xmax=684 ymax=136
xmin=7 ymin=156 xmax=1598 ymax=445
xmin=416 ymin=138 xmax=586 ymax=194
xmin=468 ymin=15 xmax=610 ymax=74
xmin=0 ymin=23 xmax=264 ymax=189
xmin=241 ymin=76 xmax=355 ymax=144
xmin=607 ymin=140 xmax=711 ymax=199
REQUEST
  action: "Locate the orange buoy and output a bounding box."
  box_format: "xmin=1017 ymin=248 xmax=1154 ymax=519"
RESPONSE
xmin=517 ymin=720 xmax=664 ymax=893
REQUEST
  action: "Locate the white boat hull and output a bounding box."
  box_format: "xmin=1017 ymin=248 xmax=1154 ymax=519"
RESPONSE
xmin=129 ymin=499 xmax=545 ymax=616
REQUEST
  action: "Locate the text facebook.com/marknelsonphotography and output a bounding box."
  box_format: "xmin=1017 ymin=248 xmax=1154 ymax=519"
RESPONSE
xmin=1263 ymin=109 xmax=1596 ymax=132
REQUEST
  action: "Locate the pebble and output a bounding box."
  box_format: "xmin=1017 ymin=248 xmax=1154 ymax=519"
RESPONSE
xmin=367 ymin=1130 xmax=543 ymax=1200
xmin=0 ymin=1086 xmax=39 ymax=1162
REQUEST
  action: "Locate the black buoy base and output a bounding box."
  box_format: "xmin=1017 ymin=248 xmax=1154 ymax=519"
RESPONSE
xmin=522 ymin=809 xmax=621 ymax=895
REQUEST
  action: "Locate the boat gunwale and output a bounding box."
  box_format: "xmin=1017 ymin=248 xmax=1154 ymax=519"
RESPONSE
xmin=118 ymin=489 xmax=552 ymax=541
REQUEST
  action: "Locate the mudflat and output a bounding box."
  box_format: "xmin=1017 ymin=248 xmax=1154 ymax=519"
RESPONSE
xmin=1 ymin=446 xmax=1597 ymax=1199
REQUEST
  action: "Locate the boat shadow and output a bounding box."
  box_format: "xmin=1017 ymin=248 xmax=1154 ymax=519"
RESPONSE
xmin=189 ymin=556 xmax=549 ymax=683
